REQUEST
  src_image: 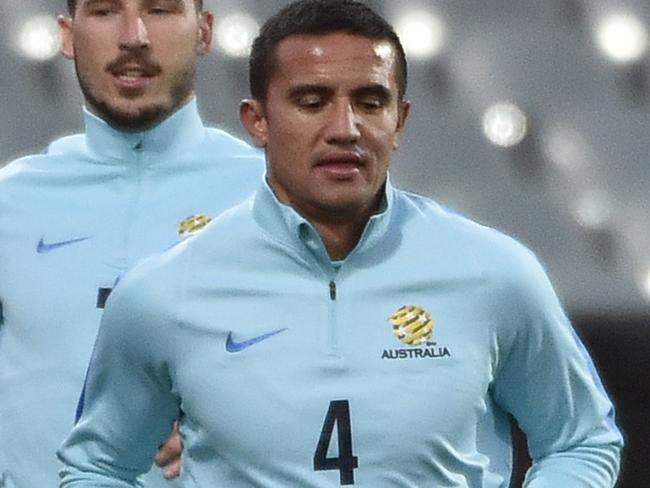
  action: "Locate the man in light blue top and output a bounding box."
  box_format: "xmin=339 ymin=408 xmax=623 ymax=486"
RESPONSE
xmin=0 ymin=0 xmax=263 ymax=487
xmin=59 ymin=0 xmax=623 ymax=486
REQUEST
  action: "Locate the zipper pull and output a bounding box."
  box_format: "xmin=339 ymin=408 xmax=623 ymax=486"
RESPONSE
xmin=329 ymin=281 xmax=337 ymax=301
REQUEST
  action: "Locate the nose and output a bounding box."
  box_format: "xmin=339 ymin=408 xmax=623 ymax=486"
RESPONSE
xmin=325 ymin=100 xmax=361 ymax=145
xmin=119 ymin=13 xmax=150 ymax=50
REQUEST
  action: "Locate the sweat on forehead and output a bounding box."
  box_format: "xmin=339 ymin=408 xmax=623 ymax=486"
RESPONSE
xmin=67 ymin=0 xmax=203 ymax=14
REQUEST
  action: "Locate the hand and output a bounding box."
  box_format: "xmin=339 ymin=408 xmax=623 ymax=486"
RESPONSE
xmin=154 ymin=421 xmax=183 ymax=480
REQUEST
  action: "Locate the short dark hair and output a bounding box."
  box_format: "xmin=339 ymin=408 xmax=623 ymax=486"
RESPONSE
xmin=249 ymin=0 xmax=408 ymax=102
xmin=67 ymin=0 xmax=203 ymax=15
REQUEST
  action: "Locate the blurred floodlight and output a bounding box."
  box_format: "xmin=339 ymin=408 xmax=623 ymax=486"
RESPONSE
xmin=482 ymin=102 xmax=528 ymax=148
xmin=16 ymin=15 xmax=60 ymax=62
xmin=641 ymin=270 xmax=650 ymax=301
xmin=595 ymin=13 xmax=648 ymax=64
xmin=215 ymin=14 xmax=259 ymax=58
xmin=394 ymin=11 xmax=446 ymax=60
xmin=573 ymin=191 xmax=612 ymax=230
xmin=543 ymin=126 xmax=589 ymax=174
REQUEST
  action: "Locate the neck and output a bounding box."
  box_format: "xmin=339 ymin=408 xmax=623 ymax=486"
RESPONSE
xmin=304 ymin=193 xmax=383 ymax=260
xmin=267 ymin=180 xmax=386 ymax=261
xmin=311 ymin=217 xmax=369 ymax=261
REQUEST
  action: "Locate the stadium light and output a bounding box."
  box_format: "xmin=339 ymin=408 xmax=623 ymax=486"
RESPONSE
xmin=641 ymin=270 xmax=650 ymax=301
xmin=215 ymin=14 xmax=259 ymax=58
xmin=394 ymin=10 xmax=446 ymax=61
xmin=542 ymin=126 xmax=589 ymax=175
xmin=15 ymin=14 xmax=60 ymax=62
xmin=481 ymin=102 xmax=528 ymax=148
xmin=595 ymin=13 xmax=648 ymax=64
xmin=572 ymin=191 xmax=613 ymax=230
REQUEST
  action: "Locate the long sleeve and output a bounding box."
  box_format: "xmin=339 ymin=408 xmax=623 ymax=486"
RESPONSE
xmin=491 ymin=252 xmax=623 ymax=487
xmin=58 ymin=264 xmax=181 ymax=487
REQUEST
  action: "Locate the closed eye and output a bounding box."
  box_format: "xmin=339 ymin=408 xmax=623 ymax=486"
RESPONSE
xmin=353 ymin=85 xmax=392 ymax=112
xmin=288 ymin=85 xmax=334 ymax=112
xmin=358 ymin=97 xmax=384 ymax=111
xmin=297 ymin=95 xmax=326 ymax=110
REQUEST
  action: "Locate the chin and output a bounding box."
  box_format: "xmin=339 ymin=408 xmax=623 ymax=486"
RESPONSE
xmin=102 ymin=102 xmax=170 ymax=131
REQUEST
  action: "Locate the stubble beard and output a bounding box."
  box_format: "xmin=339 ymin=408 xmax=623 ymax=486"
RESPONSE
xmin=75 ymin=58 xmax=196 ymax=132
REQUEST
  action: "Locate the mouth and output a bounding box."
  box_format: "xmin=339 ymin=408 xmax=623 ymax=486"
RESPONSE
xmin=315 ymin=152 xmax=365 ymax=180
xmin=109 ymin=63 xmax=160 ymax=90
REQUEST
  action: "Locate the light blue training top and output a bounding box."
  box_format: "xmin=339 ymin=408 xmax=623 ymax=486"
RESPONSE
xmin=59 ymin=180 xmax=622 ymax=487
xmin=0 ymin=99 xmax=265 ymax=488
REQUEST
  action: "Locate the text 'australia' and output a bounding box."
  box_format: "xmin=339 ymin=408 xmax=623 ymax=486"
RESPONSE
xmin=381 ymin=345 xmax=451 ymax=360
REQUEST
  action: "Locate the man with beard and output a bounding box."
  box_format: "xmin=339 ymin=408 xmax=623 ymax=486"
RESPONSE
xmin=58 ymin=0 xmax=622 ymax=486
xmin=0 ymin=0 xmax=263 ymax=486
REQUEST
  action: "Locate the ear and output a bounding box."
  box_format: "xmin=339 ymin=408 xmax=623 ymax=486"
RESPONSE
xmin=392 ymin=99 xmax=411 ymax=150
xmin=57 ymin=15 xmax=75 ymax=60
xmin=240 ymin=99 xmax=268 ymax=147
xmin=196 ymin=11 xmax=214 ymax=55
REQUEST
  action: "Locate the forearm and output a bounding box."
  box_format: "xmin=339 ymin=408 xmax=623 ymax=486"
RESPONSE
xmin=59 ymin=464 xmax=141 ymax=488
xmin=524 ymin=442 xmax=622 ymax=488
xmin=58 ymin=417 xmax=164 ymax=487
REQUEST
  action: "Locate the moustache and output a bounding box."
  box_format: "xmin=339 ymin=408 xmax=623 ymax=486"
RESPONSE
xmin=107 ymin=53 xmax=162 ymax=77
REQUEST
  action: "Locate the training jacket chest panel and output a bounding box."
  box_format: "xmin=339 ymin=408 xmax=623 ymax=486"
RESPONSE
xmin=175 ymin=279 xmax=494 ymax=457
xmin=163 ymin=196 xmax=507 ymax=486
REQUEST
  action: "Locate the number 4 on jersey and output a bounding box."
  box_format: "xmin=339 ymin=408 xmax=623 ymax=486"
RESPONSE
xmin=313 ymin=400 xmax=359 ymax=485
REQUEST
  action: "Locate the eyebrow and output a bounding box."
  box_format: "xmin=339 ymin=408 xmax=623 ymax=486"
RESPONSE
xmin=81 ymin=0 xmax=185 ymax=10
xmin=286 ymin=84 xmax=335 ymax=99
xmin=351 ymin=84 xmax=393 ymax=102
xmin=286 ymin=83 xmax=393 ymax=100
xmin=143 ymin=0 xmax=185 ymax=9
xmin=82 ymin=0 xmax=119 ymax=7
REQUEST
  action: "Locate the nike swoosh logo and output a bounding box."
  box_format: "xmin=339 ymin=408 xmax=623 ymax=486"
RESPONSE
xmin=37 ymin=236 xmax=91 ymax=254
xmin=225 ymin=328 xmax=288 ymax=353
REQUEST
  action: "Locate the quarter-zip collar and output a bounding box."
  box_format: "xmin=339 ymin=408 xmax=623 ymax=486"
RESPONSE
xmin=252 ymin=177 xmax=395 ymax=270
xmin=83 ymin=98 xmax=205 ymax=163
